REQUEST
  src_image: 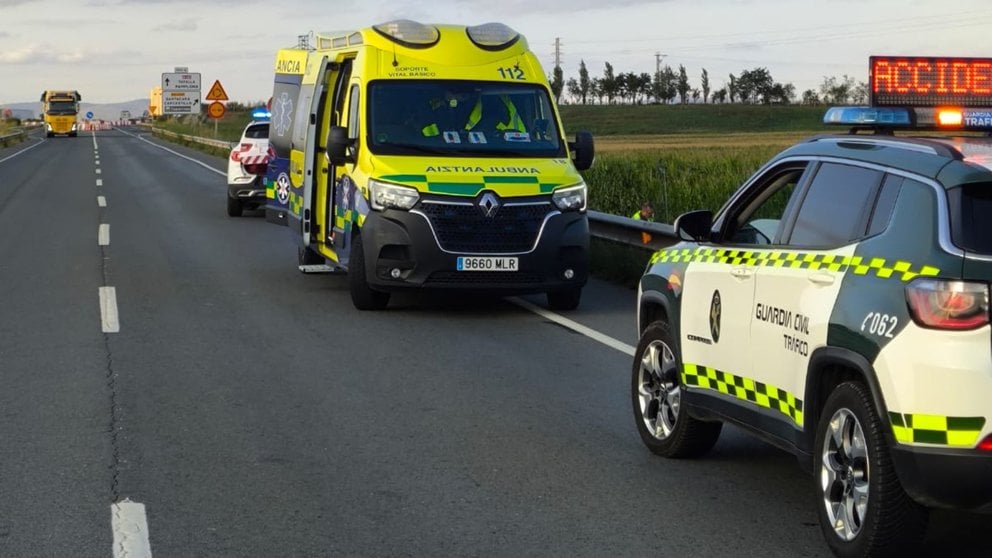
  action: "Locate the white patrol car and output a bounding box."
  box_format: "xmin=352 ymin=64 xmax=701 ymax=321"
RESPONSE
xmin=633 ymin=56 xmax=992 ymax=557
xmin=227 ymin=115 xmax=271 ymax=217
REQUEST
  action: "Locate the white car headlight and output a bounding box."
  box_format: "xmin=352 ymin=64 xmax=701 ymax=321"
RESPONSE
xmin=369 ymin=179 xmax=419 ymax=211
xmin=46 ymin=123 xmax=52 ymax=131
xmin=552 ymin=182 xmax=587 ymax=212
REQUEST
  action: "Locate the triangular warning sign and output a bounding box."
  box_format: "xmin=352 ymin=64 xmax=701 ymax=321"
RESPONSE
xmin=205 ymin=80 xmax=229 ymax=101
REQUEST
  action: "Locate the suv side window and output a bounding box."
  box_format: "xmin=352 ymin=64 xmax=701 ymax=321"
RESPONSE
xmin=788 ymin=162 xmax=882 ymax=247
xmin=867 ymin=174 xmax=903 ymax=237
xmin=726 ymin=164 xmax=808 ymax=245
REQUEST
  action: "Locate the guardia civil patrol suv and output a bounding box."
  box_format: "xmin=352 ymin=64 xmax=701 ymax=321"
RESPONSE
xmin=633 ymin=56 xmax=992 ymax=557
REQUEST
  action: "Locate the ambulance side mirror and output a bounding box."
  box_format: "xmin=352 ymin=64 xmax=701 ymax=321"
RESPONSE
xmin=674 ymin=210 xmax=713 ymax=242
xmin=569 ymin=131 xmax=595 ymax=171
xmin=326 ymin=125 xmax=354 ymax=166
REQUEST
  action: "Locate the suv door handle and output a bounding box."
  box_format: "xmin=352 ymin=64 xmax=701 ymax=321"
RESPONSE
xmin=808 ymin=272 xmax=835 ymax=286
xmin=730 ymin=267 xmax=754 ymax=279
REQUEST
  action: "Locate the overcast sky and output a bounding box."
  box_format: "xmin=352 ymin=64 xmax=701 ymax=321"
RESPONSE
xmin=2 ymin=0 xmax=991 ymax=105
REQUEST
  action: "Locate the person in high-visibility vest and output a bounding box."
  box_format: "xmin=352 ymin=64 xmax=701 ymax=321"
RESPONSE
xmin=632 ymin=201 xmax=655 ymax=221
xmin=632 ymin=201 xmax=655 ymax=244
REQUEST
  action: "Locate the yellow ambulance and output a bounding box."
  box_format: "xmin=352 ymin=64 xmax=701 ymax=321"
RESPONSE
xmin=264 ymin=20 xmax=594 ymax=310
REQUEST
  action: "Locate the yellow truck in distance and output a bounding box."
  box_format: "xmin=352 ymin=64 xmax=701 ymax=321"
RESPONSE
xmin=40 ymin=90 xmax=81 ymax=137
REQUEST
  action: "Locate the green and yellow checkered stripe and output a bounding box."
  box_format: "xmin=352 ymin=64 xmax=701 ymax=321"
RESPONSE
xmin=289 ymin=191 xmax=304 ymax=215
xmin=650 ymin=248 xmax=939 ymax=282
xmin=889 ymin=412 xmax=986 ymax=447
xmin=682 ymin=364 xmax=804 ymax=427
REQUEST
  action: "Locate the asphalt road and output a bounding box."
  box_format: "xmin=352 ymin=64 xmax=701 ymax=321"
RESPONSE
xmin=0 ymin=129 xmax=988 ymax=557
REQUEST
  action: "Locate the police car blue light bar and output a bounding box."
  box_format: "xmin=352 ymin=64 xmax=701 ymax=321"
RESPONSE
xmin=824 ymin=107 xmax=912 ymax=127
xmin=252 ymin=109 xmax=271 ymax=120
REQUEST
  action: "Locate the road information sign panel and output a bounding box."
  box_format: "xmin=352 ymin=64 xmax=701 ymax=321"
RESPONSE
xmin=162 ymin=91 xmax=200 ymax=114
xmin=161 ymin=69 xmax=201 ymax=115
xmin=161 ymin=72 xmax=201 ymax=91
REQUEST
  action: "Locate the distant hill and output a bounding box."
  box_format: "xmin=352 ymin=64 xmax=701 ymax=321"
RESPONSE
xmin=0 ymin=98 xmax=151 ymax=121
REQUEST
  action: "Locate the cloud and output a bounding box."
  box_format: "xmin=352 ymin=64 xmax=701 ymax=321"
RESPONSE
xmin=0 ymin=44 xmax=91 ymax=64
xmin=153 ymin=18 xmax=198 ymax=32
xmin=0 ymin=0 xmax=31 ymax=6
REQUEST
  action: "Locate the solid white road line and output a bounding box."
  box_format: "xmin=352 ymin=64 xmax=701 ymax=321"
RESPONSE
xmin=92 ymin=131 xmax=98 ymax=149
xmin=96 ymin=179 xmax=103 ymax=187
xmin=98 ymin=224 xmax=110 ymax=246
xmin=0 ymin=138 xmax=45 ymax=165
xmin=111 ymin=500 xmax=152 ymax=558
xmin=508 ymin=297 xmax=636 ymax=357
xmin=99 ymin=286 xmax=120 ymax=333
xmin=98 ymin=196 xmax=107 ymax=207
xmin=129 ymin=132 xmax=226 ymax=177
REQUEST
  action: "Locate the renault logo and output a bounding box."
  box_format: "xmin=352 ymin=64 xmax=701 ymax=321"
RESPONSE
xmin=478 ymin=192 xmax=501 ymax=218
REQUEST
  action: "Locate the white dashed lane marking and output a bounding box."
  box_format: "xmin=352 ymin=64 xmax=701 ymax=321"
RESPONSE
xmin=98 ymin=196 xmax=107 ymax=207
xmin=112 ymin=500 xmax=152 ymax=558
xmin=98 ymin=224 xmax=110 ymax=246
xmin=99 ymin=287 xmax=119 ymax=333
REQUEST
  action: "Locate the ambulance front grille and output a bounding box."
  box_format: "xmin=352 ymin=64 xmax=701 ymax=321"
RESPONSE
xmin=418 ymin=202 xmax=552 ymax=254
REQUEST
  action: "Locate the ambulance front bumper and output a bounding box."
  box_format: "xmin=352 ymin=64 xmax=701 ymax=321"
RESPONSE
xmin=359 ymin=208 xmax=588 ymax=294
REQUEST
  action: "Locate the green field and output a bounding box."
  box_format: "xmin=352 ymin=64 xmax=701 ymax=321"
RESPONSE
xmin=558 ymin=103 xmax=830 ymax=136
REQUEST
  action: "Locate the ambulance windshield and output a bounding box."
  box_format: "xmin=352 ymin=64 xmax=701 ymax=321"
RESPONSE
xmin=368 ymin=80 xmax=565 ymax=158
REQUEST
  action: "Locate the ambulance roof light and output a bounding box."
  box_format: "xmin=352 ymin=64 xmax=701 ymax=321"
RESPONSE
xmin=824 ymin=107 xmax=913 ymax=127
xmin=372 ymin=20 xmax=440 ymax=48
xmin=466 ymin=22 xmax=520 ymax=50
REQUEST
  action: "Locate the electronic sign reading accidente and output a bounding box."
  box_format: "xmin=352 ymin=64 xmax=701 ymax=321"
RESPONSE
xmin=870 ymin=56 xmax=992 ymax=107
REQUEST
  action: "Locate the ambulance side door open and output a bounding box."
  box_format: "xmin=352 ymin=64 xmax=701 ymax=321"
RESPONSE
xmin=299 ymin=56 xmax=331 ymax=248
xmin=323 ymin=60 xmax=355 ymax=261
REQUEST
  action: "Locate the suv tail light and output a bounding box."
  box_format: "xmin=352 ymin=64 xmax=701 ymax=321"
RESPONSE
xmin=906 ymin=279 xmax=989 ymax=330
xmin=979 ymin=434 xmax=992 ymax=452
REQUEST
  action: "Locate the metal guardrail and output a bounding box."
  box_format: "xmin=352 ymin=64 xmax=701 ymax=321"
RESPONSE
xmin=587 ymin=210 xmax=678 ymax=251
xmin=0 ymin=128 xmax=26 ymax=147
xmin=149 ymin=127 xmax=236 ymax=150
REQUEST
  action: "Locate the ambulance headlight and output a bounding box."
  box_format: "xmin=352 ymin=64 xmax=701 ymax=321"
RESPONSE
xmin=552 ymin=182 xmax=587 ymax=212
xmin=370 ymin=179 xmax=419 ymax=211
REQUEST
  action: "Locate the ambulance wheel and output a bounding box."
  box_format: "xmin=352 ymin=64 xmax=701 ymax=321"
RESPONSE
xmin=547 ymin=287 xmax=581 ymax=311
xmin=349 ymin=232 xmax=389 ymax=311
xmin=227 ymin=196 xmax=243 ymax=217
xmin=814 ymin=381 xmax=928 ymax=558
xmin=298 ymin=246 xmax=323 ymax=266
xmin=631 ymin=321 xmax=721 ymax=458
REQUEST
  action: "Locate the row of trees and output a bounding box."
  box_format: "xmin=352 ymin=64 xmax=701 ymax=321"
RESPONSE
xmin=549 ymin=61 xmax=869 ymax=106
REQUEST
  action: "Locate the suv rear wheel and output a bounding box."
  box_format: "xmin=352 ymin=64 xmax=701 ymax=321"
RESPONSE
xmin=631 ymin=321 xmax=722 ymax=457
xmin=815 ymin=381 xmax=928 ymax=557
